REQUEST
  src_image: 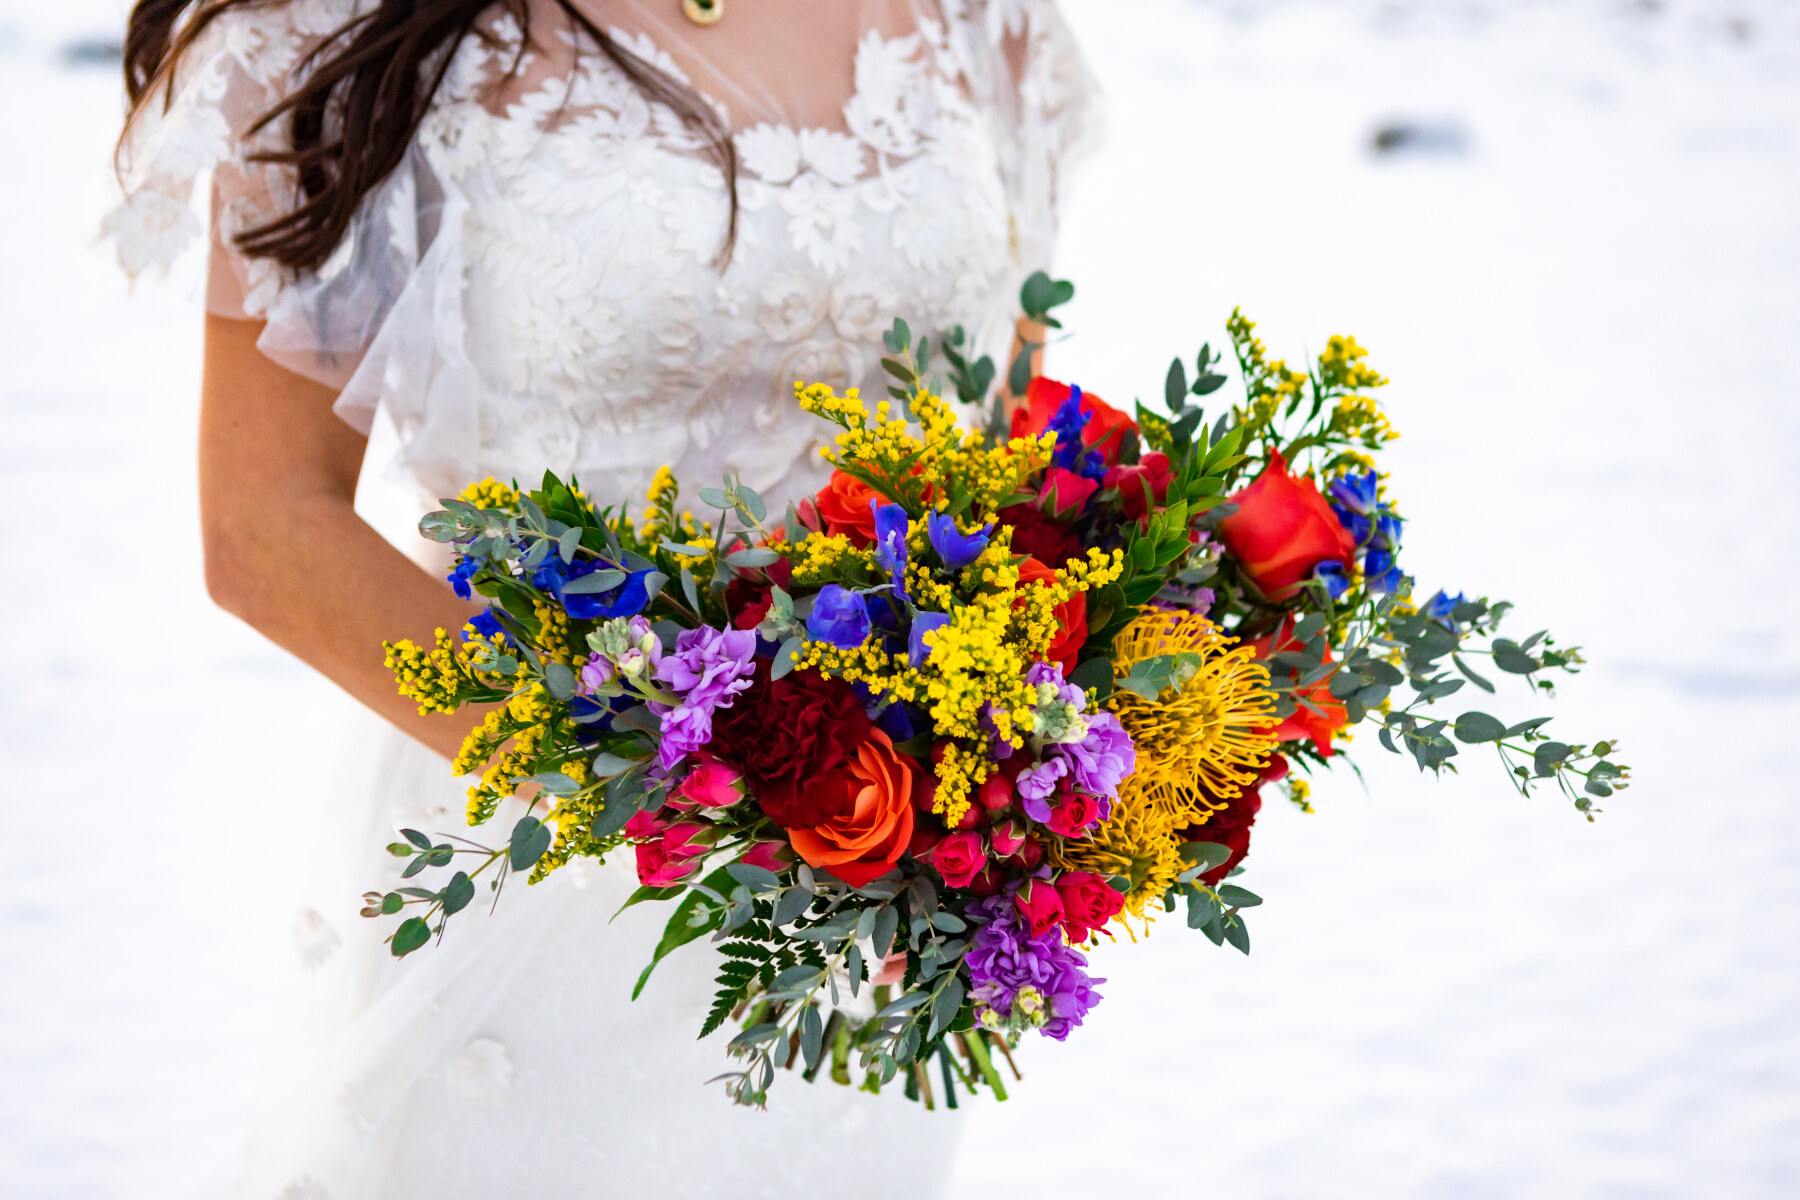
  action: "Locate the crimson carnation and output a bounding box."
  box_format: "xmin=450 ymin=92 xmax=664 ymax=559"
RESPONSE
xmin=998 ymin=504 xmax=1082 ymax=570
xmin=1185 ymin=778 xmax=1269 ymax=886
xmin=709 ymin=665 xmax=872 ymax=828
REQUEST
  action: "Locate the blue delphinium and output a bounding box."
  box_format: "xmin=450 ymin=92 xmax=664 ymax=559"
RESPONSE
xmin=1046 ymin=386 xmax=1106 ymax=478
xmin=1327 ymin=469 xmax=1408 ymax=593
xmin=447 ymin=554 xmax=480 ymax=600
xmin=927 ymin=511 xmax=992 ymax=570
xmin=870 ymin=499 xmax=910 ymax=600
xmin=532 ymin=555 xmax=653 ymax=621
xmin=1363 ymin=549 xmax=1405 ymax=594
xmin=1314 ymin=560 xmax=1352 ymax=600
xmin=465 ymin=608 xmax=508 ymax=643
xmin=1424 ymin=589 xmax=1467 ymax=628
xmin=909 ymin=610 xmax=951 ymax=667
xmin=807 ymin=585 xmax=872 ymax=649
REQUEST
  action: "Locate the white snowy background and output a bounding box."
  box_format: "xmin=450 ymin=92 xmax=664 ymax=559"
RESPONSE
xmin=1 ymin=1 xmax=1796 ymax=1197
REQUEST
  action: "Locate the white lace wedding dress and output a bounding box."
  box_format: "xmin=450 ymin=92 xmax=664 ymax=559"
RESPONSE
xmin=111 ymin=2 xmax=1095 ymax=1196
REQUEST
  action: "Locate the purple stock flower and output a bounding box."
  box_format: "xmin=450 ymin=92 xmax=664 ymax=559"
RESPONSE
xmin=1050 ymin=711 xmax=1136 ymax=804
xmin=656 ymin=627 xmax=757 ymax=710
xmin=807 ymin=584 xmax=873 ymax=649
xmin=965 ymin=892 xmax=1104 ymax=1042
xmin=926 ymin=511 xmax=992 ymax=570
xmin=651 ymin=627 xmax=758 ymax=769
xmin=1025 ymin=660 xmax=1086 ymax=710
xmin=1015 ymin=758 xmax=1068 ymax=820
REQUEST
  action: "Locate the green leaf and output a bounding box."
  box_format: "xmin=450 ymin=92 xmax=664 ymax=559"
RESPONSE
xmin=402 ymin=828 xmax=432 ymax=850
xmin=929 ymin=975 xmax=966 ymax=1039
xmin=661 ymin=541 xmax=711 ymax=558
xmin=442 ymin=871 xmax=474 ymax=915
xmin=680 ymin=566 xmax=701 ymax=615
xmin=1222 ymin=915 xmax=1251 ymax=955
xmin=557 ymin=526 xmax=582 ymax=564
xmin=726 ymin=862 xmax=783 ymax=893
xmin=1180 ymin=841 xmax=1233 ymax=873
xmin=519 ymin=771 xmax=579 ymax=796
xmin=736 ymin=485 xmax=767 ymax=524
xmin=1452 ymin=711 xmax=1508 ymax=743
xmin=725 ymin=547 xmax=781 ymax=569
xmin=1532 ymin=742 xmax=1573 ymax=776
xmin=561 ymin=569 xmax=627 ymax=595
xmin=509 ymin=816 xmax=553 ymax=872
xmin=1067 ymin=655 xmax=1114 ymax=700
xmin=380 ymin=891 xmax=404 ymax=915
xmin=632 ymin=867 xmax=734 ymax=999
xmin=800 ymin=1004 xmax=825 ymax=1072
xmin=1165 ymin=358 xmax=1188 ymax=412
xmin=1505 ymin=716 xmax=1553 ymax=738
xmin=1492 ymin=639 xmax=1540 ymax=674
xmin=1451 ymin=653 xmax=1495 ymax=693
xmin=544 ymin=662 xmax=577 ymax=702
xmin=1217 ymin=884 xmax=1262 ymax=909
xmin=771 ymin=635 xmax=805 ymax=681
xmin=613 ymin=884 xmax=683 ymax=919
xmin=391 ymin=917 xmax=431 ymax=957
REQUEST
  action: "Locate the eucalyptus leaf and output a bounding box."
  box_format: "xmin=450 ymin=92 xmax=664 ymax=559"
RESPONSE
xmin=560 ymin=569 xmax=627 ymax=595
xmin=508 ymin=816 xmax=553 ymax=871
xmin=442 ymin=871 xmax=475 ymax=915
xmin=725 ymin=547 xmax=781 ymax=569
xmin=557 ymin=526 xmax=582 ymax=564
xmin=1452 ymin=711 xmax=1508 ymax=743
xmin=544 ymin=662 xmax=577 ymax=702
xmin=726 ymin=862 xmax=783 ymax=893
xmin=390 ymin=917 xmax=431 ymax=957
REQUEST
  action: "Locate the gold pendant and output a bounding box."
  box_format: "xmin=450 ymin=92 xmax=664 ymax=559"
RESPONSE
xmin=682 ymin=0 xmax=723 ymax=25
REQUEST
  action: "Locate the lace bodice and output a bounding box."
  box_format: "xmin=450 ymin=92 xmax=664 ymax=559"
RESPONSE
xmin=110 ymin=0 xmax=1098 ymax=509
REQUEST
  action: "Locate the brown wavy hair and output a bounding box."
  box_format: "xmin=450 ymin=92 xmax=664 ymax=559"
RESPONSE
xmin=121 ymin=0 xmax=738 ymax=271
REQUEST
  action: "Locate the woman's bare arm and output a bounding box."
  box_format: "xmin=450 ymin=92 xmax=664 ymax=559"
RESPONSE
xmin=199 ymin=314 xmax=485 ymax=761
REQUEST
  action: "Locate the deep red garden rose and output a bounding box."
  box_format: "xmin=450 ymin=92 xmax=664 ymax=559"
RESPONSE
xmin=1218 ymin=449 xmax=1358 ymax=599
xmin=785 ymin=728 xmax=918 ymax=888
xmin=1010 ymin=377 xmax=1134 ymax=466
xmin=814 ymin=469 xmax=883 ymax=547
xmin=927 ymin=830 xmax=988 ymax=888
xmin=998 ymin=504 xmax=1081 ymax=570
xmin=1250 ymin=625 xmax=1349 ymax=756
xmin=710 ymin=665 xmax=873 ymax=827
xmin=1057 ymin=871 xmax=1127 ymax=942
xmin=1016 ymin=557 xmax=1089 ymax=674
xmin=1104 ymin=451 xmax=1173 ymax=523
xmin=1014 ymin=877 xmax=1066 ymax=937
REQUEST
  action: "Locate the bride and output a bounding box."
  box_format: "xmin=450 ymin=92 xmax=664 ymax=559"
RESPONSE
xmin=110 ymin=1 xmax=1094 ymax=1195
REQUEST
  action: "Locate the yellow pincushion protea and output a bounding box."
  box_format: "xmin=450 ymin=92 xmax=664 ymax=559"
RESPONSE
xmin=1057 ymin=610 xmax=1279 ymax=920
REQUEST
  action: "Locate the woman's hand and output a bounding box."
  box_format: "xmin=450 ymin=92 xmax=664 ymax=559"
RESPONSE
xmin=198 ymin=314 xmax=491 ymax=761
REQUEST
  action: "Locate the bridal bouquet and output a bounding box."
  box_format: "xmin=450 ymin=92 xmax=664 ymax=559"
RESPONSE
xmin=372 ymin=277 xmax=1628 ymax=1108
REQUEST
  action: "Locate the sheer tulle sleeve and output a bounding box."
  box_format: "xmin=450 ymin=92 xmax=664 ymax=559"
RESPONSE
xmin=105 ymin=0 xmax=428 ymax=394
xmin=956 ymin=0 xmax=1102 ymax=277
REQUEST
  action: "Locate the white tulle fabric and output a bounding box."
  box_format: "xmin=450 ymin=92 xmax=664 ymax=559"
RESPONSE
xmin=110 ymin=2 xmax=1095 ymax=1197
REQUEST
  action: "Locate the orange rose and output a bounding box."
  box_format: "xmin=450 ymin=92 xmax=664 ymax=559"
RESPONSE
xmin=813 ymin=470 xmax=882 ymax=547
xmin=1016 ymin=557 xmax=1089 ymax=674
xmin=787 ymin=728 xmax=918 ymax=888
xmin=1250 ymin=622 xmax=1349 ymax=756
xmin=1218 ymin=449 xmax=1358 ymax=600
xmin=1010 ymin=377 xmax=1134 ymax=466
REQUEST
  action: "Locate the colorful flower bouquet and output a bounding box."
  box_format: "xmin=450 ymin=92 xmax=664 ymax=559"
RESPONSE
xmin=373 ymin=276 xmax=1629 ymax=1108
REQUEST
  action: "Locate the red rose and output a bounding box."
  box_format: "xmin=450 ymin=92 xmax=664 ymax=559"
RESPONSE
xmin=1039 ymin=467 xmax=1099 ymax=519
xmin=1011 ymin=377 xmax=1134 ymax=466
xmin=928 ymin=830 xmax=988 ymax=888
xmin=1218 ymin=449 xmax=1358 ymax=600
xmin=908 ymin=824 xmax=944 ymax=861
xmin=1016 ymin=557 xmax=1089 ymax=674
xmin=967 ymin=863 xmax=1004 ymax=896
xmin=786 ymin=728 xmax=918 ymax=888
xmin=998 ymin=504 xmax=1081 ymax=570
xmin=814 ymin=470 xmax=883 ymax=547
xmin=1047 ymin=791 xmax=1101 ymax=838
xmin=1056 ymin=870 xmax=1126 ymax=942
xmin=988 ymin=818 xmax=1028 ymax=858
xmin=727 ymin=577 xmax=774 ymax=631
xmin=1104 ymin=451 xmax=1173 ymax=523
xmin=1013 ymin=877 xmax=1066 ymax=937
xmin=710 ymin=665 xmax=873 ymax=827
xmin=1250 ymin=624 xmax=1349 ymax=756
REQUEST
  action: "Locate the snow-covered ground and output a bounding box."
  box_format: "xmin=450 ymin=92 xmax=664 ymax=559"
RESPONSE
xmin=2 ymin=1 xmax=1796 ymax=1197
